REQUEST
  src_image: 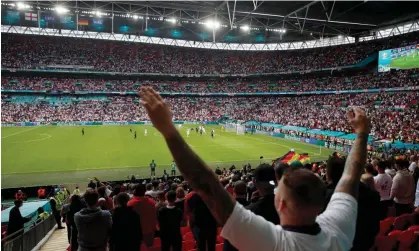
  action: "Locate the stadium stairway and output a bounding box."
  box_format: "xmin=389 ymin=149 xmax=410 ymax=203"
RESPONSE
xmin=38 ymin=225 xmax=68 ymax=251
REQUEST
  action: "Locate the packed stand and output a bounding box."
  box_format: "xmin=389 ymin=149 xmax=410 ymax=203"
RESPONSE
xmin=2 ymin=69 xmax=419 ymax=93
xmin=2 ymin=32 xmax=418 ymax=74
xmin=2 ymin=92 xmax=418 ymax=143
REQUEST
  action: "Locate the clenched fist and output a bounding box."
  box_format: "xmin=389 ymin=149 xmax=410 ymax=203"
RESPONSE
xmin=346 ymin=107 xmax=371 ymax=134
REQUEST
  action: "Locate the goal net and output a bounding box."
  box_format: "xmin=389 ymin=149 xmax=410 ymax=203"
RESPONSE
xmin=224 ymin=123 xmax=246 ymax=135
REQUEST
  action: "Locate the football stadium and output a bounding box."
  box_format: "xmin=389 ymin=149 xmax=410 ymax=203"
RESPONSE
xmin=1 ymin=1 xmax=419 ymax=251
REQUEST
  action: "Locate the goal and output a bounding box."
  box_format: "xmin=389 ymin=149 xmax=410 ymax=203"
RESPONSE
xmin=224 ymin=123 xmax=246 ymax=135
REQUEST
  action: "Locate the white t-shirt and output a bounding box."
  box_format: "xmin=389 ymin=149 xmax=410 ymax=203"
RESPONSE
xmin=374 ymin=173 xmax=393 ymax=201
xmin=409 ymin=162 xmax=417 ymax=173
xmin=221 ymin=192 xmax=357 ymax=251
xmin=145 ymin=190 xmax=159 ymax=199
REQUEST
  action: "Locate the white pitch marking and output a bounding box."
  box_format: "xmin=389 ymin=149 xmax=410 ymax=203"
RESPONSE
xmin=2 ymin=127 xmax=39 ymax=139
xmin=12 ymin=133 xmax=52 ymax=144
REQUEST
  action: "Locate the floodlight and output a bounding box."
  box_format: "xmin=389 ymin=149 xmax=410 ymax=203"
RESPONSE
xmin=240 ymin=25 xmax=250 ymax=31
xmin=279 ymin=29 xmax=287 ymax=34
xmin=205 ymin=20 xmax=220 ymax=29
xmin=16 ymin=2 xmax=29 ymax=9
xmin=338 ymin=35 xmax=343 ymax=39
xmin=55 ymin=6 xmax=69 ymax=14
xmin=167 ymin=18 xmax=177 ymax=24
xmin=95 ymin=11 xmax=102 ymax=17
xmin=133 ymin=15 xmax=139 ymax=19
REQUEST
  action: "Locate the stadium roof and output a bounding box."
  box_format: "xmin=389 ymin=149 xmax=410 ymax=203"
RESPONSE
xmin=2 ymin=1 xmax=419 ymax=47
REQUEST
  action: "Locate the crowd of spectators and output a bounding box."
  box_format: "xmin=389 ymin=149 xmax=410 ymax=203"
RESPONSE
xmin=2 ymin=69 xmax=419 ymax=93
xmin=2 ymin=32 xmax=418 ymax=74
xmin=13 ymin=149 xmax=416 ymax=251
xmin=2 ymin=92 xmax=418 ymax=143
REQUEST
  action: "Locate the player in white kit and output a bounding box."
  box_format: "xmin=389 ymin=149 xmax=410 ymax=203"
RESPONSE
xmin=186 ymin=128 xmax=190 ymax=137
xmin=202 ymin=126 xmax=207 ymax=134
xmin=144 ymin=128 xmax=148 ymax=136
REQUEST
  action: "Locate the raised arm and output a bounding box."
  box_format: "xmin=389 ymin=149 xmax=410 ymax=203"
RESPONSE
xmin=139 ymin=87 xmax=235 ymax=225
xmin=335 ymin=107 xmax=371 ymax=199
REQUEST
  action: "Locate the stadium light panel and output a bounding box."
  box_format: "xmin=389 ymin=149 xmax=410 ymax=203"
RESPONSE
xmin=133 ymin=15 xmax=139 ymax=19
xmin=16 ymin=2 xmax=29 ymax=9
xmin=338 ymin=35 xmax=343 ymax=39
xmin=240 ymin=25 xmax=250 ymax=31
xmin=205 ymin=20 xmax=220 ymax=29
xmin=95 ymin=11 xmax=103 ymax=17
xmin=166 ymin=18 xmax=177 ymax=24
xmin=55 ymin=6 xmax=69 ymax=14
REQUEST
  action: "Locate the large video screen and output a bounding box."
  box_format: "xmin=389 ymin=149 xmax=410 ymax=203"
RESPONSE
xmin=378 ymin=44 xmax=419 ymax=72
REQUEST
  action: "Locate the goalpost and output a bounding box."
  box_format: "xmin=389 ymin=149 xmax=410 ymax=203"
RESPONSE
xmin=224 ymin=123 xmax=245 ymax=135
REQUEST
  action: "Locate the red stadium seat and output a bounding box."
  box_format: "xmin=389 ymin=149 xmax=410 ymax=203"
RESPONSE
xmin=217 ymin=235 xmax=224 ymax=244
xmin=183 ymin=232 xmax=195 ymax=242
xmin=407 ymin=225 xmax=419 ymax=231
xmin=379 ymin=217 xmax=395 ymax=236
xmin=182 ymin=240 xmax=196 ymax=251
xmin=375 ymin=234 xmax=399 ymax=251
xmin=216 ymin=243 xmax=223 ymax=251
xmin=181 ymin=226 xmax=191 ymax=236
xmin=152 ymin=238 xmax=161 ymax=248
xmin=388 ymin=230 xmax=403 ymax=237
xmin=397 ymin=230 xmax=416 ymax=251
xmin=393 ymin=214 xmax=415 ymax=231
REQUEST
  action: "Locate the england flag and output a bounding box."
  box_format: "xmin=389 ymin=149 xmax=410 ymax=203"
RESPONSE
xmin=25 ymin=13 xmax=38 ymax=21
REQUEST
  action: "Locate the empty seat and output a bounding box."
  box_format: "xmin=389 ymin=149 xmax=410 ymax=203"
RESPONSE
xmin=397 ymin=230 xmax=416 ymax=251
xmin=394 ymin=214 xmax=415 ymax=231
xmin=183 ymin=232 xmax=195 ymax=242
xmin=375 ymin=234 xmax=399 ymax=251
xmin=379 ymin=217 xmax=395 ymax=236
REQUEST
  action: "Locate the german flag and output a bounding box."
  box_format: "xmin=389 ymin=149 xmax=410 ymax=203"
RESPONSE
xmin=78 ymin=19 xmax=88 ymax=26
xmin=278 ymin=151 xmax=310 ymax=165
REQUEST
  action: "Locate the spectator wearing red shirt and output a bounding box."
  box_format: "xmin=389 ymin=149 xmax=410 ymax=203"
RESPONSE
xmin=127 ymin=184 xmax=157 ymax=247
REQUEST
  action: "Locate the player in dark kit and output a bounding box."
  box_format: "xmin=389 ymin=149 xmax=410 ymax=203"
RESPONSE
xmin=130 ymin=128 xmax=132 ymax=132
xmin=150 ymin=160 xmax=156 ymax=178
xmin=195 ymin=127 xmax=199 ymax=133
xmin=211 ymin=129 xmax=214 ymax=138
xmin=134 ymin=131 xmax=137 ymax=139
xmin=82 ymin=128 xmax=84 ymax=136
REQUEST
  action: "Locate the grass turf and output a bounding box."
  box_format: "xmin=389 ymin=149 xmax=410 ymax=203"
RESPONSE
xmin=390 ymin=53 xmax=419 ymax=69
xmin=1 ymin=125 xmax=336 ymax=188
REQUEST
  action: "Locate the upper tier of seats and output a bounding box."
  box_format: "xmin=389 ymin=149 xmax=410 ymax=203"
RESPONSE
xmin=1 ymin=32 xmax=418 ymax=74
xmin=2 ymin=69 xmax=419 ymax=93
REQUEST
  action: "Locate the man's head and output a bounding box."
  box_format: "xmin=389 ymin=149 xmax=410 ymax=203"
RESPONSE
xmin=134 ymin=184 xmax=146 ymax=197
xmin=37 ymin=207 xmax=44 ymax=214
xmin=114 ymin=192 xmax=130 ymax=208
xmin=395 ymin=159 xmax=409 ymax=171
xmin=146 ymin=183 xmax=153 ymax=191
xmin=326 ymin=155 xmax=345 ymax=184
xmin=274 ymin=162 xmax=289 ymax=182
xmin=14 ymin=199 xmax=23 ymax=208
xmin=364 ymin=163 xmax=374 ymax=175
xmin=152 ymin=180 xmax=159 ymax=189
xmin=152 ymin=160 xmax=155 ymax=163
xmin=233 ymin=181 xmax=247 ymax=198
xmin=171 ymin=183 xmax=178 ymax=191
xmin=83 ymin=188 xmax=99 ymax=208
xmin=254 ymin=163 xmax=276 ymax=195
xmin=167 ymin=190 xmax=177 ymax=204
xmin=371 ymin=159 xmax=379 ymax=169
xmin=275 ymin=167 xmax=326 ymax=224
xmin=376 ymin=160 xmax=388 ymax=172
xmin=176 ymin=187 xmax=185 ymax=199
xmin=157 ymin=191 xmax=166 ymax=202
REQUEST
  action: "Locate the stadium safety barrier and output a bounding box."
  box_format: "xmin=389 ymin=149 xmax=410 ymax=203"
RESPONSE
xmin=1 ymin=86 xmax=418 ymax=96
xmin=1 ymin=214 xmax=56 ymax=251
xmin=1 ymin=121 xmax=216 ymax=127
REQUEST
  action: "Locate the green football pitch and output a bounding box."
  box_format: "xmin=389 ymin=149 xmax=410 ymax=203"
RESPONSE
xmin=1 ymin=125 xmax=336 ymax=188
xmin=390 ymin=52 xmax=419 ymax=69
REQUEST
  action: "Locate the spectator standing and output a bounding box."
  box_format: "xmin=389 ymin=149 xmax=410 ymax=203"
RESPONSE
xmin=373 ymin=161 xmax=393 ymax=220
xmin=110 ymin=193 xmax=142 ymax=251
xmin=139 ymin=88 xmax=372 ymax=251
xmin=67 ymin=195 xmax=85 ymax=251
xmin=74 ymin=189 xmax=112 ymax=251
xmin=145 ymin=180 xmax=160 ymax=199
xmin=61 ymin=200 xmax=72 ymax=243
xmin=232 ymin=181 xmax=249 ymax=207
xmin=50 ymin=197 xmax=65 ymax=229
xmin=156 ymin=191 xmax=168 ymax=211
xmin=127 ymin=184 xmax=157 ymax=247
xmin=325 ymin=156 xmax=380 ymax=251
xmin=187 ymin=192 xmax=217 ymax=251
xmin=158 ymin=191 xmax=183 ymax=251
xmin=97 ymin=186 xmax=113 ymax=211
xmin=7 ymin=200 xmax=31 ymax=236
xmin=224 ymin=165 xmax=279 ymax=251
xmin=88 ymin=180 xmax=97 ymax=190
xmin=391 ymin=159 xmax=415 ymax=216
